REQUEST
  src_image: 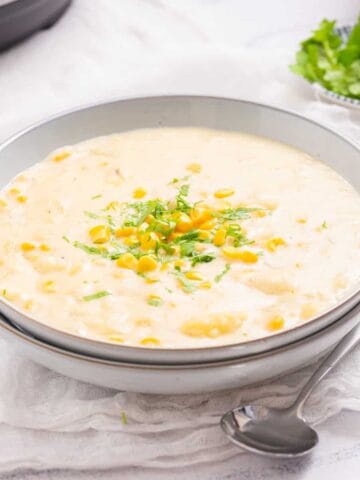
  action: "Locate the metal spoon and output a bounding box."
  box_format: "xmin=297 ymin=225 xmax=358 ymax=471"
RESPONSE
xmin=221 ymin=322 xmax=360 ymax=457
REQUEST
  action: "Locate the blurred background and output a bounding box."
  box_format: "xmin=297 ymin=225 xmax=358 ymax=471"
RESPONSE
xmin=1 ymin=0 xmax=359 ymax=141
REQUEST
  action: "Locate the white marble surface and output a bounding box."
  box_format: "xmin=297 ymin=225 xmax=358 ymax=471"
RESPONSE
xmin=1 ymin=1 xmax=360 ymax=479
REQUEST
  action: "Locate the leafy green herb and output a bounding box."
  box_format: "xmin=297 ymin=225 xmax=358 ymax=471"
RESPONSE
xmin=169 ymin=175 xmax=190 ymax=184
xmin=147 ymin=296 xmax=163 ymax=307
xmin=175 ymin=184 xmax=192 ymax=213
xmin=74 ymin=241 xmax=110 ymax=258
xmin=62 ymin=235 xmax=70 ymax=243
xmin=226 ymin=224 xmax=252 ymax=247
xmin=290 ymin=18 xmax=360 ymax=99
xmin=173 ymin=230 xmax=200 ymax=243
xmin=180 ymin=241 xmax=197 ymax=257
xmin=84 ymin=210 xmax=115 ymax=227
xmin=83 ymin=290 xmax=111 ymax=301
xmin=215 ymin=207 xmax=259 ymax=222
xmin=215 ymin=263 xmax=231 ymax=283
xmin=172 ymin=269 xmax=197 ymax=293
xmin=191 ymin=253 xmax=216 ymax=267
xmin=123 ymin=200 xmax=167 ymax=227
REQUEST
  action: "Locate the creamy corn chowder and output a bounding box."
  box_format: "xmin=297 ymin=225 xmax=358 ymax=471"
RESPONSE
xmin=1 ymin=128 xmax=360 ymax=348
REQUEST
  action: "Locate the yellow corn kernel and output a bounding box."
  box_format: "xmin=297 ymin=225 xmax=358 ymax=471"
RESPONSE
xmin=39 ymin=243 xmax=51 ymax=252
xmin=115 ymin=226 xmax=136 ymax=238
xmin=140 ymin=232 xmax=158 ymax=251
xmin=105 ymin=201 xmax=121 ymax=211
xmin=185 ymin=270 xmax=203 ymax=281
xmin=297 ymin=218 xmax=307 ymax=224
xmin=199 ymin=281 xmax=212 ymax=289
xmin=147 ymin=293 xmax=162 ymax=303
xmin=199 ymin=219 xmax=216 ymax=230
xmin=2 ymin=289 xmax=16 ymax=301
xmin=266 ymin=315 xmax=285 ymax=331
xmin=89 ymin=225 xmax=111 ymax=244
xmin=107 ymin=335 xmax=124 ymax=343
xmin=181 ymin=313 xmax=242 ymax=338
xmin=174 ymin=259 xmax=185 ymax=268
xmin=16 ymin=195 xmax=27 ymax=203
xmin=23 ymin=299 xmax=34 ymax=311
xmin=300 ymin=303 xmax=318 ymax=320
xmin=144 ymin=214 xmax=155 ymax=224
xmin=168 ymin=231 xmax=182 ymax=241
xmin=175 ymin=213 xmax=193 ymax=233
xmin=222 ymin=247 xmax=258 ymax=263
xmin=42 ymin=280 xmax=56 ymax=293
xmin=20 ymin=242 xmax=36 ymax=252
xmin=190 ymin=206 xmax=212 ymax=226
xmin=122 ymin=236 xmax=138 ymax=247
xmin=137 ymin=255 xmax=157 ymax=272
xmin=52 ymin=150 xmax=70 ymax=162
xmin=8 ymin=187 xmax=20 ymax=195
xmin=265 ymin=237 xmax=286 ymax=253
xmin=0 ymin=199 xmax=7 ymax=208
xmin=140 ymin=337 xmax=160 ymax=346
xmin=133 ymin=187 xmax=147 ymax=199
xmin=145 ymin=276 xmax=159 ymax=284
xmin=214 ymin=188 xmax=235 ymax=199
xmin=116 ymin=252 xmax=138 ymax=270
xmin=198 ymin=230 xmax=211 ymax=241
xmin=186 ymin=162 xmax=202 ymax=173
xmin=213 ymin=228 xmax=227 ymax=247
xmin=253 ymin=210 xmax=266 ymax=218
xmin=135 ymin=318 xmax=152 ymax=327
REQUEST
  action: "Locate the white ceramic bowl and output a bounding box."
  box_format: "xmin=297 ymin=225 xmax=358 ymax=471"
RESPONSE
xmin=0 ymin=96 xmax=359 ymax=366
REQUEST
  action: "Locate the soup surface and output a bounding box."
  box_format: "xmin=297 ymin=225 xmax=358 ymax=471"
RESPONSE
xmin=0 ymin=128 xmax=360 ymax=348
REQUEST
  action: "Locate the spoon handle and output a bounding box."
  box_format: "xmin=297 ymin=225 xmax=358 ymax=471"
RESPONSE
xmin=292 ymin=321 xmax=360 ymax=415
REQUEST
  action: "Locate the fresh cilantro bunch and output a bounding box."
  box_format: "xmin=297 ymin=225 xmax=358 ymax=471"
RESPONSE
xmin=290 ymin=17 xmax=360 ymax=99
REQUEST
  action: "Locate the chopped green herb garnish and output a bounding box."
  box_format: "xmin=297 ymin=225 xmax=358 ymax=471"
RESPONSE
xmin=322 ymin=220 xmax=328 ymax=229
xmin=169 ymin=175 xmax=190 ymax=184
xmin=2 ymin=289 xmax=7 ymax=297
xmin=191 ymin=253 xmax=216 ymax=267
xmin=147 ymin=296 xmax=163 ymax=307
xmin=215 ymin=263 xmax=231 ymax=282
xmin=84 ymin=210 xmax=115 ymax=227
xmin=73 ymin=241 xmax=110 ymax=258
xmin=91 ymin=194 xmax=102 ymax=200
xmin=215 ymin=207 xmax=259 ymax=221
xmin=62 ymin=235 xmax=70 ymax=243
xmin=175 ymin=184 xmax=192 ymax=213
xmin=172 ymin=270 xmax=197 ymax=293
xmin=83 ymin=290 xmax=111 ymax=301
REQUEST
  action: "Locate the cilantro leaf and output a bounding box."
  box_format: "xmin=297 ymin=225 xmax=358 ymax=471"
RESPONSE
xmin=191 ymin=253 xmax=216 ymax=266
xmin=290 ymin=17 xmax=360 ymax=99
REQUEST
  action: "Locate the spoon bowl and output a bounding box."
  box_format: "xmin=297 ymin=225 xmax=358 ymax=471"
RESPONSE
xmin=221 ymin=405 xmax=318 ymax=457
